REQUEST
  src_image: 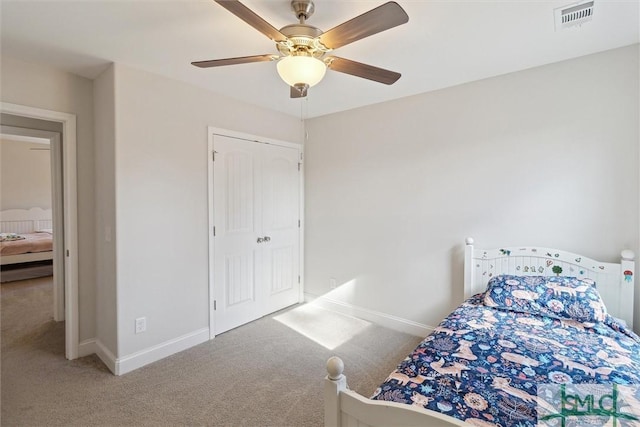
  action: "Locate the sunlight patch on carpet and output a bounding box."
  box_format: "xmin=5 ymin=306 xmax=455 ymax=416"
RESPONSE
xmin=274 ymin=304 xmax=371 ymax=350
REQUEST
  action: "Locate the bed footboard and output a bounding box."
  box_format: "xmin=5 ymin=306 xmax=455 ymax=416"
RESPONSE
xmin=324 ymin=357 xmax=466 ymax=427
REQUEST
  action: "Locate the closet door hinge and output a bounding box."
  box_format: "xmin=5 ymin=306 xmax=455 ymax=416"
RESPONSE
xmin=298 ymin=162 xmax=301 ymax=171
xmin=213 ymin=226 xmax=216 ymax=236
xmin=298 ymin=219 xmax=300 ymax=228
xmin=213 ymin=300 xmax=217 ymax=311
xmin=298 ymin=275 xmax=300 ymax=284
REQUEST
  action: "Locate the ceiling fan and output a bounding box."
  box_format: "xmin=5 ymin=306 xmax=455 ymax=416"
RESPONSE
xmin=192 ymin=0 xmax=409 ymax=98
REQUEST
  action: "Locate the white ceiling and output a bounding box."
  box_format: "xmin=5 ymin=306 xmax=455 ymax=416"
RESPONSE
xmin=1 ymin=0 xmax=638 ymax=119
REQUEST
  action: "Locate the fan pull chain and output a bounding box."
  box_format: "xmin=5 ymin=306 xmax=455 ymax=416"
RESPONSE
xmin=299 ymin=95 xmax=309 ymax=122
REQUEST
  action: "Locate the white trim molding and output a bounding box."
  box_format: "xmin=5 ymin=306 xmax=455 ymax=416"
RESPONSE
xmin=78 ymin=338 xmax=98 ymax=358
xmin=78 ymin=339 xmax=117 ymax=374
xmin=114 ymin=328 xmax=210 ymax=376
xmin=1 ymin=102 xmax=79 ymax=360
xmin=96 ymin=341 xmax=118 ymax=374
xmin=304 ymin=292 xmax=433 ymax=338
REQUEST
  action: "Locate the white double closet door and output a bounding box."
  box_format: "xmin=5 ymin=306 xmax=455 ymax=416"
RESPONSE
xmin=211 ymin=134 xmax=301 ymax=335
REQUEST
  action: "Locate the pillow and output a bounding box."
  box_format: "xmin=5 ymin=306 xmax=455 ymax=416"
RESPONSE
xmin=0 ymin=232 xmax=25 ymax=242
xmin=610 ymin=316 xmax=628 ymax=328
xmin=483 ymin=275 xmax=607 ymax=323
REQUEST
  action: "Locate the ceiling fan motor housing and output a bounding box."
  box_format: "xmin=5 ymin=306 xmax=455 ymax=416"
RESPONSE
xmin=277 ymin=24 xmax=327 ymax=59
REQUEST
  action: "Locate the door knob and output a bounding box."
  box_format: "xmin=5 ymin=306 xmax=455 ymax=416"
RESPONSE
xmin=264 ymin=236 xmax=271 ymax=242
xmin=257 ymin=237 xmax=264 ymax=243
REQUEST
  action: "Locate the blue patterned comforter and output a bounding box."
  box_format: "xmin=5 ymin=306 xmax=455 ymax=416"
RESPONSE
xmin=371 ymin=276 xmax=640 ymax=426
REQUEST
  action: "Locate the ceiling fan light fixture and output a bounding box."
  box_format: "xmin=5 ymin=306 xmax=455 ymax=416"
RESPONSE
xmin=198 ymin=0 xmax=409 ymax=98
xmin=276 ymin=55 xmax=326 ymax=88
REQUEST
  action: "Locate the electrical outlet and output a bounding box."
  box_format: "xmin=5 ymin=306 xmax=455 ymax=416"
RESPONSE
xmin=329 ymin=277 xmax=337 ymax=289
xmin=135 ymin=317 xmax=146 ymax=334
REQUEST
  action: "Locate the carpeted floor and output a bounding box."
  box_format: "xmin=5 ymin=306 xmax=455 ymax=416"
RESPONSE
xmin=1 ymin=277 xmax=422 ymax=426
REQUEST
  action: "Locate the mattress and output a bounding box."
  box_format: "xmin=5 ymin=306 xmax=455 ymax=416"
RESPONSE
xmin=371 ymin=275 xmax=640 ymax=426
xmin=0 ymin=231 xmax=53 ymax=256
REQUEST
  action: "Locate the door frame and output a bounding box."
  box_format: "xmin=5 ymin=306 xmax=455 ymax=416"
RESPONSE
xmin=1 ymin=102 xmax=79 ymax=360
xmin=207 ymin=126 xmax=304 ymax=340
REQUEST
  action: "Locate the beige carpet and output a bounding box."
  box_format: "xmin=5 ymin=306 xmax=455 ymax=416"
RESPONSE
xmin=1 ymin=277 xmax=422 ymax=426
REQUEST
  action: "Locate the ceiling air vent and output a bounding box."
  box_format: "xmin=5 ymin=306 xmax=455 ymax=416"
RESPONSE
xmin=554 ymin=1 xmax=594 ymax=31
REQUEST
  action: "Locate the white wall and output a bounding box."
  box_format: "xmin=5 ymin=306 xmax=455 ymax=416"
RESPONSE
xmin=304 ymin=45 xmax=640 ymax=333
xmin=103 ymin=63 xmax=303 ymax=368
xmin=94 ymin=65 xmax=118 ymax=358
xmin=0 ymin=139 xmax=52 ymax=211
xmin=1 ymin=57 xmax=97 ymax=341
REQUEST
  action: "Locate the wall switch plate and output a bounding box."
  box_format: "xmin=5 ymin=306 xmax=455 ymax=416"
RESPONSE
xmin=135 ymin=317 xmax=146 ymax=334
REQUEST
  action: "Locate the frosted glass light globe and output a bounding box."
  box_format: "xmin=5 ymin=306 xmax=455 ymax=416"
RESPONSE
xmin=277 ymin=56 xmax=326 ymax=87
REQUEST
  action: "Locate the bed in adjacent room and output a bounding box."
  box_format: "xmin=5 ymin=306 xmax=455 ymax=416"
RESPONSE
xmin=0 ymin=207 xmax=54 ymax=266
xmin=324 ymin=238 xmax=639 ymax=427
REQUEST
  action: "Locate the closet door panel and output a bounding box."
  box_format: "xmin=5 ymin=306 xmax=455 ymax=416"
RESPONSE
xmin=213 ymin=135 xmax=264 ymax=334
xmin=261 ymin=144 xmax=300 ymax=313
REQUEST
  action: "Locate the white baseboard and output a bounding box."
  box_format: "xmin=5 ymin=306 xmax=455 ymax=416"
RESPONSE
xmin=96 ymin=340 xmax=118 ymax=373
xmin=77 ymin=329 xmax=209 ymax=376
xmin=78 ymin=338 xmax=117 ymax=373
xmin=115 ymin=327 xmax=210 ymax=375
xmin=78 ymin=338 xmax=97 ymax=357
xmin=304 ymin=292 xmax=434 ymax=337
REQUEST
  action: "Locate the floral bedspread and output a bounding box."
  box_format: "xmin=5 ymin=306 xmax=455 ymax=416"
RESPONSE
xmin=371 ymin=276 xmax=640 ymax=426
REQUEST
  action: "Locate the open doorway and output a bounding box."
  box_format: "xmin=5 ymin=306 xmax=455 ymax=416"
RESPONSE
xmin=0 ymin=104 xmax=79 ymax=360
xmin=1 ymin=126 xmax=63 ymax=322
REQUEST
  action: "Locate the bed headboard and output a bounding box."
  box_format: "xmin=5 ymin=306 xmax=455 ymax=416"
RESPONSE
xmin=0 ymin=207 xmax=52 ymax=233
xmin=463 ymin=237 xmax=635 ymax=327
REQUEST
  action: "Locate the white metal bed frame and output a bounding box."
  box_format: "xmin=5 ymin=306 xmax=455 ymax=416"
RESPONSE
xmin=0 ymin=207 xmax=53 ymax=265
xmin=324 ymin=237 xmax=636 ymax=427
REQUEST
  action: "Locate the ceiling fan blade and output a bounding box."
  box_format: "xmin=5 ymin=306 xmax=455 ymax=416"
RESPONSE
xmin=192 ymin=54 xmax=278 ymax=68
xmin=318 ymin=2 xmax=409 ymax=50
xmin=325 ymin=56 xmax=401 ymax=85
xmin=290 ymin=84 xmax=308 ymax=98
xmin=215 ymin=0 xmax=288 ymax=43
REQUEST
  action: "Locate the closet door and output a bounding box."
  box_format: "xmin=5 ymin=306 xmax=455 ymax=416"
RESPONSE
xmin=213 ymin=135 xmax=264 ymax=334
xmin=212 ymin=134 xmax=300 ymax=335
xmin=262 ymin=144 xmax=300 ymax=315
